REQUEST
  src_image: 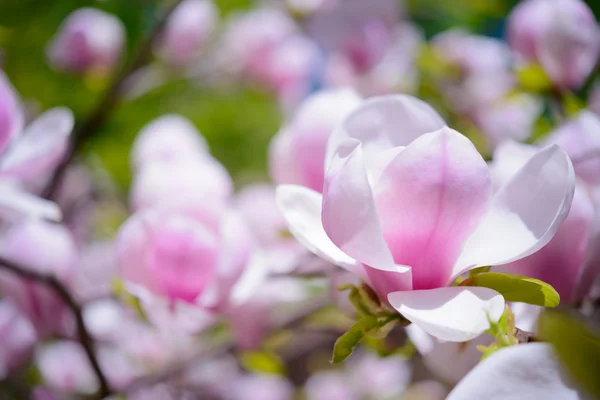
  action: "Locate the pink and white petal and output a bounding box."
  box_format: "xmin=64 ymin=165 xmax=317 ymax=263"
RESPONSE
xmin=0 ymin=185 xmax=61 ymax=221
xmin=490 ymin=140 xmax=538 ymax=190
xmin=0 ymin=72 xmax=24 ymax=155
xmin=325 ymin=94 xmax=445 ymax=169
xmin=388 ymin=287 xmax=504 ymax=342
xmin=322 ymin=138 xmax=401 ymax=272
xmin=373 ymin=128 xmax=492 ymax=289
xmin=447 ymin=343 xmax=583 ymax=400
xmin=454 ymin=144 xmax=575 ymax=278
xmin=269 ymin=128 xmax=304 ymax=186
xmin=276 ymin=184 xmax=361 ymax=274
xmin=0 ymin=108 xmax=74 ymax=178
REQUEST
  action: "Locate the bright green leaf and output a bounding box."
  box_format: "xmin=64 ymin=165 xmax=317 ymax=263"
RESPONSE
xmin=539 ymin=310 xmax=600 ymax=398
xmin=239 ymin=350 xmax=286 ymax=376
xmin=331 ymin=316 xmax=380 ymax=364
xmin=516 ymin=63 xmax=552 ymax=93
xmin=464 ymin=272 xmax=560 ymax=307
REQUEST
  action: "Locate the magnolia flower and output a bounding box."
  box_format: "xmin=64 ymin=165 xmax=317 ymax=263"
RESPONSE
xmin=0 ymin=219 xmax=78 ymax=337
xmin=491 ymin=140 xmax=600 ymax=303
xmin=447 ymin=343 xmax=585 ymax=399
xmin=131 ymin=114 xmax=209 ymax=171
xmin=507 ymin=0 xmax=600 ymax=89
xmin=156 ymin=0 xmax=218 ymax=66
xmin=277 ymin=95 xmax=575 ymax=341
xmin=47 ymin=8 xmax=125 ymax=74
xmin=270 ymin=88 xmax=362 ymax=192
xmin=0 ymin=300 xmax=36 ymax=379
xmin=117 ymin=206 xmax=252 ymax=310
xmin=226 ymin=375 xmax=294 ymax=400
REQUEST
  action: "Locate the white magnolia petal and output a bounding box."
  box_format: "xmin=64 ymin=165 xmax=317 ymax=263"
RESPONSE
xmin=0 ymin=185 xmax=61 ymax=221
xmin=447 ymin=343 xmax=584 ymax=400
xmin=454 ymin=144 xmax=575 ymax=277
xmin=276 ymin=184 xmax=360 ymax=274
xmin=388 ymin=286 xmax=504 ymax=342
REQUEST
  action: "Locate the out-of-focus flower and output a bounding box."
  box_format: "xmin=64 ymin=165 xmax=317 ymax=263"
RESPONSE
xmin=447 ymin=343 xmax=585 ymax=399
xmin=226 ymin=374 xmax=294 ymax=400
xmin=270 ymin=88 xmax=362 ymax=192
xmin=0 ymin=72 xmax=23 ymax=155
xmin=543 ymin=111 xmax=600 ymax=187
xmin=117 ymin=206 xmax=251 ymax=310
xmin=47 ymin=8 xmax=125 ymax=74
xmin=472 ymin=94 xmax=542 ymax=151
xmin=73 ymin=241 xmax=118 ymax=301
xmin=131 ymin=114 xmax=209 ymax=171
xmin=278 ymin=95 xmax=575 ymax=341
xmin=492 ymin=140 xmax=600 ymax=303
xmin=305 ymin=371 xmax=358 ymax=400
xmin=0 ymin=219 xmax=78 ymax=337
xmin=507 ymin=0 xmax=600 ymax=89
xmin=0 ymin=299 xmax=36 ymax=379
xmin=431 ymin=30 xmax=514 ymax=114
xmin=156 ymin=0 xmax=218 ymax=66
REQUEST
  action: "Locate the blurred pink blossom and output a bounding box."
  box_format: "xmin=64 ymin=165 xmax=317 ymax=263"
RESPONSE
xmin=47 ymin=8 xmax=125 ymax=74
xmin=507 ymin=0 xmax=600 ymax=89
xmin=0 ymin=219 xmax=78 ymax=337
xmin=156 ymin=0 xmax=218 ymax=66
xmin=0 ymin=71 xmax=24 ymax=155
xmin=278 ymin=95 xmax=575 ymax=342
xmin=0 ymin=299 xmax=36 ymax=379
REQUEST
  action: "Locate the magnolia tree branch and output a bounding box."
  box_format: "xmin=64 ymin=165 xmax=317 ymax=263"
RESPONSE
xmin=41 ymin=0 xmax=185 ymax=200
xmin=0 ymin=256 xmax=111 ymax=398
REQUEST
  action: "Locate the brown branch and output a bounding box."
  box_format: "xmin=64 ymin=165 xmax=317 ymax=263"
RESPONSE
xmin=0 ymin=256 xmax=111 ymax=398
xmin=41 ymin=0 xmax=185 ymax=200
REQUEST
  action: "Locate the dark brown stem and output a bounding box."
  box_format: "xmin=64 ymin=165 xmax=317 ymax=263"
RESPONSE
xmin=0 ymin=256 xmax=111 ymax=398
xmin=41 ymin=0 xmax=184 ymax=200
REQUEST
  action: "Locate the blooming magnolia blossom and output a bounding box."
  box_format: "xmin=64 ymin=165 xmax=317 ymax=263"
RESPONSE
xmin=507 ymin=0 xmax=600 ymax=89
xmin=0 ymin=219 xmax=78 ymax=337
xmin=277 ymin=95 xmax=575 ymax=341
xmin=47 ymin=8 xmax=125 ymax=74
xmin=447 ymin=343 xmax=585 ymax=399
xmin=270 ymin=88 xmax=362 ymax=192
xmin=156 ymin=0 xmax=218 ymax=66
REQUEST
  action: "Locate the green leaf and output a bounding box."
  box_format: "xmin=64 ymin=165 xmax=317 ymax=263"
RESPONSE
xmin=331 ymin=316 xmax=380 ymax=364
xmin=239 ymin=350 xmax=286 ymax=375
xmin=464 ymin=272 xmax=560 ymax=307
xmin=539 ymin=310 xmax=600 ymax=398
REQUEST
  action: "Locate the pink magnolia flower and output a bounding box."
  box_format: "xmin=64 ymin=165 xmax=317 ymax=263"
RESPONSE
xmin=0 ymin=299 xmax=36 ymax=379
xmin=47 ymin=8 xmax=125 ymax=74
xmin=447 ymin=343 xmax=586 ymax=400
xmin=131 ymin=114 xmax=209 ymax=171
xmin=507 ymin=0 xmax=600 ymax=89
xmin=270 ymin=88 xmax=362 ymax=193
xmin=117 ymin=206 xmax=252 ymax=310
xmin=277 ymin=95 xmax=575 ymax=341
xmin=0 ymin=71 xmax=24 ymax=155
xmin=0 ymin=219 xmax=78 ymax=337
xmin=492 ymin=140 xmax=600 ymax=303
xmin=226 ymin=374 xmax=294 ymax=400
xmin=156 ymin=0 xmax=218 ymax=66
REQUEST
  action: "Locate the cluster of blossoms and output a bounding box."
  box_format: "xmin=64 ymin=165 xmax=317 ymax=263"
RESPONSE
xmin=1 ymin=0 xmax=600 ymax=399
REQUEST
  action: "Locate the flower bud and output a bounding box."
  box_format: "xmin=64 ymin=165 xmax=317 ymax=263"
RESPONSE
xmin=156 ymin=0 xmax=218 ymax=66
xmin=47 ymin=8 xmax=125 ymax=74
xmin=269 ymin=88 xmax=362 ymax=192
xmin=0 ymin=219 xmax=77 ymax=337
xmin=507 ymin=0 xmax=600 ymax=89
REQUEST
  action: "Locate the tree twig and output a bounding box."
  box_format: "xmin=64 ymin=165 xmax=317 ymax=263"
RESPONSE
xmin=0 ymin=256 xmax=111 ymax=398
xmin=41 ymin=0 xmax=184 ymax=200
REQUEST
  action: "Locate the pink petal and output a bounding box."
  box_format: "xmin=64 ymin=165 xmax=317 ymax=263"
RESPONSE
xmin=454 ymin=144 xmax=575 ymax=277
xmin=388 ymin=286 xmax=504 ymax=342
xmin=0 ymin=72 xmax=24 ymax=155
xmin=373 ymin=128 xmax=492 ymax=289
xmin=0 ymin=108 xmax=74 ymax=178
